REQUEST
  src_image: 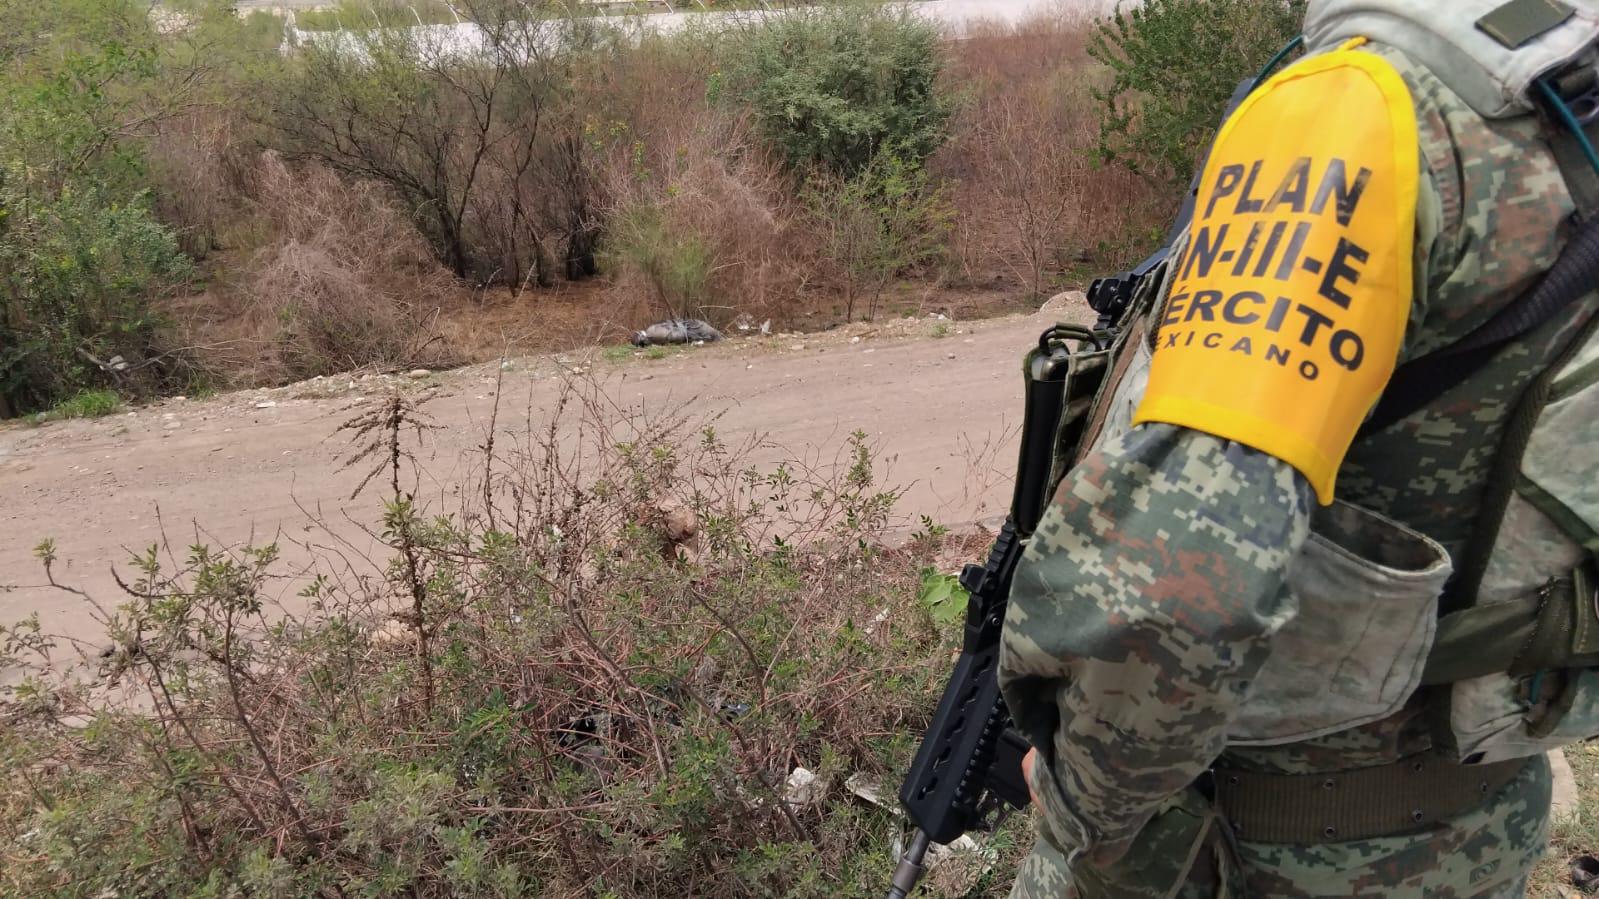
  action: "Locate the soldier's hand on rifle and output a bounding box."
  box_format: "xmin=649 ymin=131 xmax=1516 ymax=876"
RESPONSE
xmin=1022 ymin=747 xmax=1040 ymax=809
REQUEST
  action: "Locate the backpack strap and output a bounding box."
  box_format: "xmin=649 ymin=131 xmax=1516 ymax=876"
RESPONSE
xmin=1541 ymin=63 xmax=1599 ymax=215
xmin=1359 ymin=71 xmax=1599 ymax=438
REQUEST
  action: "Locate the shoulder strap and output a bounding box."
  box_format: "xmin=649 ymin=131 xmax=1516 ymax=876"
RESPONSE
xmin=1360 ymin=75 xmax=1599 ymax=437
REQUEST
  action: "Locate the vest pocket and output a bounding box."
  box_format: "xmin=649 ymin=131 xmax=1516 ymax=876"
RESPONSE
xmin=1230 ymin=501 xmax=1453 ymax=745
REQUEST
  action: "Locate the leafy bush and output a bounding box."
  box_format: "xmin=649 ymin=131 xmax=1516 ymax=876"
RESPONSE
xmin=0 ymin=389 xmax=1029 ymax=897
xmin=606 ymin=204 xmax=718 ymax=320
xmin=804 ymin=153 xmax=953 ymax=321
xmin=1089 ymin=0 xmax=1306 ymax=191
xmin=0 ymin=0 xmax=200 ymax=416
xmin=720 ymin=4 xmax=950 ymax=177
xmin=0 ymin=188 xmax=192 ymax=416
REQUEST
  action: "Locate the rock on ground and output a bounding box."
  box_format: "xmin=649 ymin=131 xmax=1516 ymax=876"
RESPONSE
xmin=1551 ymin=748 xmax=1579 ymax=820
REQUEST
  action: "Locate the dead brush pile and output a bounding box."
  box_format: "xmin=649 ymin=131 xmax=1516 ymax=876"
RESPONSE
xmin=0 ymin=386 xmax=1024 ymax=898
xmin=238 ymin=154 xmax=457 ymax=383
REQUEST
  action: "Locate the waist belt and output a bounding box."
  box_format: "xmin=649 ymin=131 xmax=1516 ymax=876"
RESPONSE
xmin=1213 ymin=753 xmax=1529 ymax=844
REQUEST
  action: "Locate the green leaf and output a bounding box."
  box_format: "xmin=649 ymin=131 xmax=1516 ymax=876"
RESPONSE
xmin=916 ymin=566 xmax=967 ymax=626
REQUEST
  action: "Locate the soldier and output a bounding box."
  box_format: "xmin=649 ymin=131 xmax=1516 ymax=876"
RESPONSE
xmin=998 ymin=0 xmax=1599 ymax=895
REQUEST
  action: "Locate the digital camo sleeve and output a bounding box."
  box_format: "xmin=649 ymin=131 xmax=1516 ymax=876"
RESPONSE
xmin=993 ymin=39 xmax=1456 ymax=887
xmin=998 ymin=424 xmax=1313 ymax=868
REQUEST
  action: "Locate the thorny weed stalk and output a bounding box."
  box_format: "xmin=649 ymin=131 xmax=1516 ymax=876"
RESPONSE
xmin=0 ymin=380 xmax=1031 ymax=898
xmin=339 ymin=391 xmax=444 ymax=717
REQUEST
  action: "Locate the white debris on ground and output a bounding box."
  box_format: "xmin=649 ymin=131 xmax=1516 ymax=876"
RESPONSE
xmin=781 ymin=766 xmax=828 ymax=807
xmin=861 ymin=607 xmax=891 ymax=637
xmin=845 ymin=772 xmax=892 ymax=807
xmin=891 ymin=828 xmax=998 ymax=896
xmin=846 ymin=773 xmax=998 ymax=895
xmin=368 ymin=618 xmax=415 ymax=650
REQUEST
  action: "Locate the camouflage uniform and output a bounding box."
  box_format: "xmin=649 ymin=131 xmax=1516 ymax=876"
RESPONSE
xmin=997 ymin=34 xmax=1592 ymax=898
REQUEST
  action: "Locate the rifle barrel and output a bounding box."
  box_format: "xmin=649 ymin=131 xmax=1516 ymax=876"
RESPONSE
xmin=885 ymin=829 xmax=932 ymax=899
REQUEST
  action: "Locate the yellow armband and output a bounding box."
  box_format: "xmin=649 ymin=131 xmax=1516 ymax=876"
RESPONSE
xmin=1133 ymin=46 xmax=1418 ymax=504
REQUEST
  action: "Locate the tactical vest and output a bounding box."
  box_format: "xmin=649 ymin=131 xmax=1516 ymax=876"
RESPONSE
xmin=1037 ymin=0 xmax=1599 ymax=780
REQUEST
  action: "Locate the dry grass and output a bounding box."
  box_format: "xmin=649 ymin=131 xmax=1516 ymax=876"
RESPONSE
xmin=185 ymin=154 xmax=459 ymax=386
xmin=1532 ymin=746 xmax=1599 ymax=896
xmin=593 ymin=37 xmax=816 ymax=328
xmin=152 ymin=10 xmax=1165 ymax=392
xmin=145 ymin=109 xmax=252 ymax=260
xmin=600 ymin=113 xmax=810 ymax=327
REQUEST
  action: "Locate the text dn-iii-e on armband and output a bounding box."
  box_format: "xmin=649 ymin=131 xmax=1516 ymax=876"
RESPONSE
xmin=1133 ymin=42 xmax=1418 ymax=504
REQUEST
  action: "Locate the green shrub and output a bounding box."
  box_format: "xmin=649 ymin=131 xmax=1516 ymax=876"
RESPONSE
xmin=1 ymin=394 xmax=1035 ymax=898
xmin=0 ymin=189 xmax=191 ymax=416
xmin=605 ymin=203 xmax=718 ymax=320
xmin=0 ymin=0 xmax=199 ymax=417
xmin=32 ymin=389 xmax=122 ymax=423
xmin=1089 ymin=0 xmax=1306 ymax=191
xmin=720 ymin=4 xmax=950 ymax=177
xmin=804 ymin=152 xmax=954 ymax=320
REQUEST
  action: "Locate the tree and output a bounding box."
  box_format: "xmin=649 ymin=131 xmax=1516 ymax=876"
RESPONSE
xmin=272 ymin=2 xmax=600 ymax=286
xmin=1089 ymin=0 xmax=1307 ymax=191
xmin=721 ymin=4 xmax=950 ymax=178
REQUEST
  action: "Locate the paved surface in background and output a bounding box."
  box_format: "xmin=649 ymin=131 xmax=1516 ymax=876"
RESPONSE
xmin=248 ymin=0 xmax=1104 ymax=23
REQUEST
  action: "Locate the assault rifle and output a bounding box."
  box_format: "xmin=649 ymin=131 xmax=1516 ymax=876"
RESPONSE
xmin=880 ymin=271 xmax=1151 ymax=899
xmin=883 ymin=76 xmax=1258 ymax=899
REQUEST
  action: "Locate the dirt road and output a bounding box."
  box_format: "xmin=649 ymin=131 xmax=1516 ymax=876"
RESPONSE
xmin=0 ymin=298 xmax=1088 ymax=650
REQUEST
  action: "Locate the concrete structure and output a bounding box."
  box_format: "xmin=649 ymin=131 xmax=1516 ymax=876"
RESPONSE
xmin=275 ymin=0 xmax=1113 ymax=57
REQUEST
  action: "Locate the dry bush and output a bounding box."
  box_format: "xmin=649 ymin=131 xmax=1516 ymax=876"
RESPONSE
xmin=0 ymin=386 xmax=1024 ymax=898
xmin=601 ymin=117 xmax=809 ymax=327
xmin=938 ymin=8 xmax=1164 ymax=295
xmin=239 ymin=154 xmax=456 ymax=382
xmin=595 ymin=37 xmax=813 ymax=327
xmin=272 ymin=6 xmax=606 ymax=288
xmin=145 ymin=108 xmax=262 ymax=261
xmin=802 ymin=154 xmax=954 ymax=322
